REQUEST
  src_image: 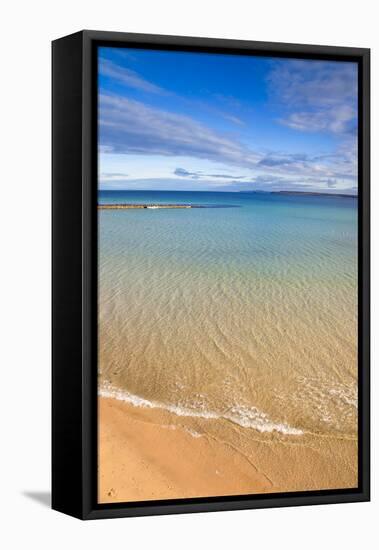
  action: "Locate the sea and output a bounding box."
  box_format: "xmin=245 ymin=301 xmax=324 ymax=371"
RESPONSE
xmin=98 ymin=190 xmax=358 ymax=445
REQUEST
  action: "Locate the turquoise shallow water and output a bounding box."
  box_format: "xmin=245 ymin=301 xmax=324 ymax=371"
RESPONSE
xmin=98 ymin=190 xmax=358 ymax=439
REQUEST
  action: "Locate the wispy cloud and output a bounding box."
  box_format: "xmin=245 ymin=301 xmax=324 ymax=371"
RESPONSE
xmin=280 ymin=105 xmax=356 ymax=134
xmin=99 ymin=94 xmax=261 ymax=166
xmin=326 ymin=178 xmax=337 ymax=188
xmin=174 ymin=168 xmax=200 ymax=178
xmin=258 ymin=153 xmax=307 ymax=167
xmin=100 ymin=172 xmax=129 ymax=181
xmin=99 ymin=58 xmax=166 ymax=94
xmin=221 ymin=113 xmax=245 ymax=126
xmin=207 ymin=172 xmax=246 ymax=179
xmin=268 ymin=60 xmax=357 ymax=135
xmin=99 ymin=57 xmax=245 ymax=129
xmin=99 ymin=93 xmax=357 ymax=189
xmin=174 ymin=167 xmax=246 ymax=179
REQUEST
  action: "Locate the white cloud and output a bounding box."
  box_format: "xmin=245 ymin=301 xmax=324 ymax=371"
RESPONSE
xmin=99 ymin=58 xmax=166 ymax=94
xmin=99 ymin=94 xmax=261 ymax=166
xmin=280 ymin=105 xmax=356 ymax=134
xmin=99 ymin=93 xmax=357 ymax=190
xmin=268 ymin=59 xmax=358 ymax=135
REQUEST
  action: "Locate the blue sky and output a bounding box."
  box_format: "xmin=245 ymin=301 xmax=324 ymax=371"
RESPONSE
xmin=98 ymin=47 xmax=358 ymax=193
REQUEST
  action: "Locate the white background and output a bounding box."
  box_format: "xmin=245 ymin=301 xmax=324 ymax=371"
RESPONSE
xmin=0 ymin=1 xmax=376 ymax=548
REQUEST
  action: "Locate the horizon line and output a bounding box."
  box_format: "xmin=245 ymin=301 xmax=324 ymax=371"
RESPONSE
xmin=99 ymin=189 xmax=358 ymax=197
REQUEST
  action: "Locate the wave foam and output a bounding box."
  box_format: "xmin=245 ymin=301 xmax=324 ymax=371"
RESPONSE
xmin=99 ymin=384 xmax=303 ymax=436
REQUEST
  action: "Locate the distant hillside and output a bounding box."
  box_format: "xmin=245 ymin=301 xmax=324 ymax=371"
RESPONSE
xmin=274 ymin=191 xmax=357 ymax=198
xmin=239 ymin=190 xmax=357 ymax=198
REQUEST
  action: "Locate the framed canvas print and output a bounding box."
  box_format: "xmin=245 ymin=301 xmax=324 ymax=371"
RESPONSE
xmin=52 ymin=30 xmax=370 ymax=520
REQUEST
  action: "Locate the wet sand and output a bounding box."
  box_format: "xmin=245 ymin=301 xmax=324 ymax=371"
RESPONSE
xmin=98 ymin=396 xmax=358 ymax=504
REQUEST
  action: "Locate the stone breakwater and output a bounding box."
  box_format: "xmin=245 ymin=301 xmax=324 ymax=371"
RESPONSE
xmin=98 ymin=204 xmax=193 ymax=209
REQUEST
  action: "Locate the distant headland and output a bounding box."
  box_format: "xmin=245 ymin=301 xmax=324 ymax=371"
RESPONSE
xmin=239 ymin=190 xmax=357 ymax=198
xmin=274 ymin=191 xmax=357 ymax=198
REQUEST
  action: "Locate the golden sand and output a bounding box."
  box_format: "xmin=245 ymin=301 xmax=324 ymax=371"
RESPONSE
xmin=98 ymin=396 xmax=357 ymax=504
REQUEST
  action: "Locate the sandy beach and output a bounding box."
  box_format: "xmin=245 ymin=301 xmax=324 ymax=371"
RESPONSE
xmin=97 ymin=44 xmax=359 ymax=505
xmin=98 ymin=396 xmax=357 ymax=504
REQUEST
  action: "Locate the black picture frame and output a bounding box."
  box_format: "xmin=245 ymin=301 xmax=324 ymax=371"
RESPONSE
xmin=52 ymin=30 xmax=370 ymax=520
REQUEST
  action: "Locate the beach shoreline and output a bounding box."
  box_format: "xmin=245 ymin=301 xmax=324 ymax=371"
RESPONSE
xmin=98 ymin=395 xmax=358 ymax=504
